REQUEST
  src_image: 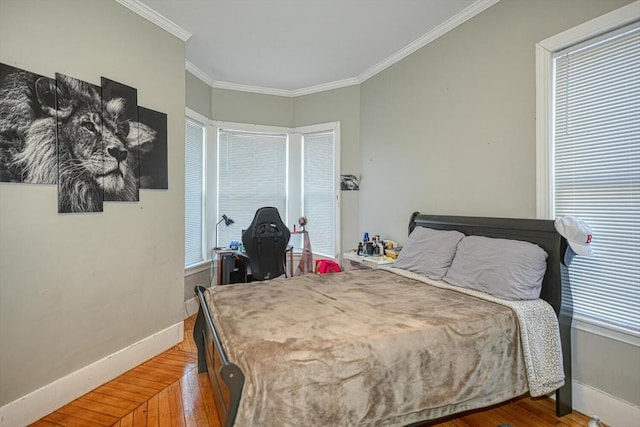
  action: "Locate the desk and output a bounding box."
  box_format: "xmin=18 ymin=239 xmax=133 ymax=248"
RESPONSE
xmin=212 ymin=246 xmax=294 ymax=285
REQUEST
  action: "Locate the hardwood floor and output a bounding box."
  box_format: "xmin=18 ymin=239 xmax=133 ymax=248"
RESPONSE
xmin=33 ymin=315 xmax=595 ymax=427
xmin=31 ymin=316 xmax=219 ymax=427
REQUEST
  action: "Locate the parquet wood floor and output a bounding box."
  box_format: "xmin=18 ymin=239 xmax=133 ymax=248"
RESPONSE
xmin=32 ymin=315 xmax=595 ymax=426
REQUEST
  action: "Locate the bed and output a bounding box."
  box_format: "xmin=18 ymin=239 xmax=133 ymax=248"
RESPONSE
xmin=194 ymin=213 xmax=573 ymax=426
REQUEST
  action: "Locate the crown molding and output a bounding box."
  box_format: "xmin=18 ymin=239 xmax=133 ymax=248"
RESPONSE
xmin=186 ymin=0 xmax=501 ymax=96
xmin=209 ymin=76 xmax=361 ymax=98
xmin=186 ymin=60 xmax=214 ymax=86
xmin=186 ymin=60 xmax=297 ymax=97
xmin=358 ymin=0 xmax=500 ymax=83
xmin=211 ymin=80 xmax=297 ymax=97
xmin=291 ymin=77 xmax=361 ymax=97
xmin=115 ymin=0 xmax=192 ymax=42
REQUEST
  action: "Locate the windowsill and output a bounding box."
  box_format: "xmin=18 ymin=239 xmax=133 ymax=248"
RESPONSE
xmin=572 ymin=317 xmax=640 ymax=347
xmin=185 ymin=260 xmax=210 ymax=277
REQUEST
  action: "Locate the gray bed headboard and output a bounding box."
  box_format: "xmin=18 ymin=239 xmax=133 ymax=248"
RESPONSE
xmin=408 ymin=212 xmax=567 ymax=314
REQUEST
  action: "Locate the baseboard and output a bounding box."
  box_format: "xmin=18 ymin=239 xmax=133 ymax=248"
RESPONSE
xmin=571 ymin=380 xmax=640 ymax=427
xmin=0 ymin=321 xmax=184 ymax=427
xmin=184 ymin=296 xmax=199 ymax=318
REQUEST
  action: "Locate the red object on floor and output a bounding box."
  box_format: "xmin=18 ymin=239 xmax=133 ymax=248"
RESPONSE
xmin=315 ymin=259 xmax=341 ymax=274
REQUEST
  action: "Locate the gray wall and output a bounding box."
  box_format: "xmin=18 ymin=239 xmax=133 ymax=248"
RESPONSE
xmin=212 ymin=88 xmax=294 ymax=127
xmin=187 ymin=77 xmax=298 ymax=125
xmin=359 ymin=0 xmax=634 ymax=240
xmin=359 ymin=0 xmax=637 ymax=406
xmin=0 ymin=0 xmax=185 ymax=406
xmin=573 ymin=329 xmax=639 ymax=405
xmin=186 ymin=71 xmax=213 ymax=119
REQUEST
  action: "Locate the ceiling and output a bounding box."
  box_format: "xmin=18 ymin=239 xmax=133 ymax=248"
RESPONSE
xmin=122 ymin=0 xmax=498 ymax=96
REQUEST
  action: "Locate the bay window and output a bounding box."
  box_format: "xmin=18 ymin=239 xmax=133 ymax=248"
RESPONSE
xmin=184 ymin=116 xmax=340 ymax=269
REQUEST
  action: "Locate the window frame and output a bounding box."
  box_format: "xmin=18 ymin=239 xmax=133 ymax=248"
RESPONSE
xmin=535 ymin=2 xmax=640 ymax=346
xmin=297 ymin=122 xmax=341 ymax=259
xmin=214 ymin=122 xmax=291 ymax=250
xmin=188 ymin=119 xmax=340 ymax=267
xmin=184 ymin=109 xmax=210 ymax=274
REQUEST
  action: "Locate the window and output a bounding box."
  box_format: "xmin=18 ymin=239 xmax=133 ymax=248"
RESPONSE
xmin=537 ymin=10 xmax=639 ymax=338
xmin=214 ymin=122 xmax=340 ymax=259
xmin=184 ymin=119 xmax=205 ymax=267
xmin=217 ymin=129 xmax=288 ymax=248
xmin=303 ymin=130 xmax=337 ymax=257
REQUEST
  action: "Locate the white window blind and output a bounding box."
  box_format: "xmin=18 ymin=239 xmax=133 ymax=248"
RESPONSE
xmin=303 ymin=131 xmax=336 ymax=257
xmin=185 ymin=119 xmax=205 ymax=267
xmin=217 ymin=129 xmax=287 ymax=247
xmin=553 ymin=23 xmax=640 ymax=335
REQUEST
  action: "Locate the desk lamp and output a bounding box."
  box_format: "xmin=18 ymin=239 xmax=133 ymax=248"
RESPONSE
xmin=214 ymin=214 xmax=234 ymax=250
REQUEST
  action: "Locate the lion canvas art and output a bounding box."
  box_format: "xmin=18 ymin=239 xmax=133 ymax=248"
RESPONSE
xmin=101 ymin=76 xmax=141 ymax=202
xmin=0 ymin=63 xmax=167 ymax=213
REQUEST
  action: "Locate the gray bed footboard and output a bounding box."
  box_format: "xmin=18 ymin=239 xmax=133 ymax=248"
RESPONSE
xmin=194 ymin=285 xmax=244 ymax=427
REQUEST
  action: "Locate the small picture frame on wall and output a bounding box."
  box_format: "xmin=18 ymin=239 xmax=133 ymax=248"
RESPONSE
xmin=340 ymin=174 xmax=359 ymax=191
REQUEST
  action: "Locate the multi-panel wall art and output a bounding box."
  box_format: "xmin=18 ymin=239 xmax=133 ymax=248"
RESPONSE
xmin=0 ymin=63 xmax=168 ymax=213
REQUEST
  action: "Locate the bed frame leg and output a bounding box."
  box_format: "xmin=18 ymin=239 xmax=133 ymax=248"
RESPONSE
xmin=194 ymin=291 xmax=208 ymax=374
xmin=555 ymin=309 xmax=572 ymax=416
xmin=556 ymin=263 xmax=573 ymax=416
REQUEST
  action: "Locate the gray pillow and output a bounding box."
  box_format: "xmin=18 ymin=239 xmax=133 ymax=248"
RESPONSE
xmin=393 ymin=227 xmax=465 ymax=280
xmin=443 ymin=235 xmax=548 ymax=300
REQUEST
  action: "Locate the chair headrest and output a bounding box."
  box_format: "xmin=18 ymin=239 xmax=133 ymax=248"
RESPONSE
xmin=241 ymin=207 xmax=291 ymax=281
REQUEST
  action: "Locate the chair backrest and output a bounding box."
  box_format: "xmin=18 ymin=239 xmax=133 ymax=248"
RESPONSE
xmin=242 ymin=207 xmax=291 ymax=281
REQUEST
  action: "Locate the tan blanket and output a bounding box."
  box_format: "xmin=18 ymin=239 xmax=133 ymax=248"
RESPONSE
xmin=204 ymin=269 xmax=532 ymax=426
xmin=385 ymin=267 xmax=564 ymax=397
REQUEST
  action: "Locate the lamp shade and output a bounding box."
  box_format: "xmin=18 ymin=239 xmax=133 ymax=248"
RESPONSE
xmin=222 ymin=214 xmax=234 ymax=226
xmin=214 ymin=214 xmax=234 ymax=249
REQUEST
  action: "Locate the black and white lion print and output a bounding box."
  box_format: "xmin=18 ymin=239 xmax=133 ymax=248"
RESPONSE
xmin=0 ymin=64 xmax=156 ymax=213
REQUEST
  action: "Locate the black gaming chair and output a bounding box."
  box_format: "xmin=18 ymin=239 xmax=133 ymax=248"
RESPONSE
xmin=242 ymin=207 xmax=291 ymax=281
